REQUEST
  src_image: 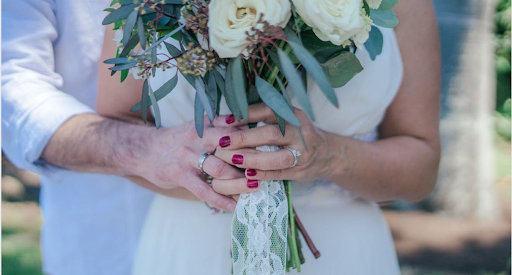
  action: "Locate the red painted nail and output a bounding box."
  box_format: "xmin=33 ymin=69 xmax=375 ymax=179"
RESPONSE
xmin=247 ymin=179 xmax=259 ymax=189
xmin=219 ymin=136 xmax=231 ymax=148
xmin=246 ymin=169 xmax=257 ymax=176
xmin=225 ymin=114 xmax=235 ymax=124
xmin=232 ymin=154 xmax=244 ymax=165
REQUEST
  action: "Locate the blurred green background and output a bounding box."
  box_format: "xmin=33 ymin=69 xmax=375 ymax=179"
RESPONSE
xmin=1 ymin=1 xmax=511 ymax=275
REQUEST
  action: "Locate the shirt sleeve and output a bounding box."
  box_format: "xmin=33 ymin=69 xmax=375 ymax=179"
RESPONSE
xmin=2 ymin=0 xmax=96 ymax=177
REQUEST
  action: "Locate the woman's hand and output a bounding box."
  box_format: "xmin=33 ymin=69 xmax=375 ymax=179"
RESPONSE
xmin=214 ymin=103 xmax=337 ymax=183
xmin=129 ymin=116 xmax=260 ymax=211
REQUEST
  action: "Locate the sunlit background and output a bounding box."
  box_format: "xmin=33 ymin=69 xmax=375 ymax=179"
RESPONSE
xmin=2 ymin=1 xmax=511 ymax=274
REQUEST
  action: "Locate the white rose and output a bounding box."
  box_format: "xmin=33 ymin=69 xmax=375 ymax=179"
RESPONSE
xmin=292 ymin=0 xmax=372 ymax=46
xmin=208 ymin=0 xmax=292 ymax=58
xmin=366 ymin=0 xmax=383 ymax=9
xmin=113 ymin=29 xmax=124 ymax=48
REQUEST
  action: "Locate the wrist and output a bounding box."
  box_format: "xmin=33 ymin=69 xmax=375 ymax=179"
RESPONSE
xmin=322 ymin=132 xmax=350 ymax=182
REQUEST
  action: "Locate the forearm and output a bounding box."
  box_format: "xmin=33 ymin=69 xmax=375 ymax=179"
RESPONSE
xmin=325 ymin=132 xmax=440 ymax=202
xmin=41 ymin=113 xmax=154 ymax=176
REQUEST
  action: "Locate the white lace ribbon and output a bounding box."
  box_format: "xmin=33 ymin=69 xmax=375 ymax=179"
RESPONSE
xmin=231 ymin=138 xmax=288 ymax=275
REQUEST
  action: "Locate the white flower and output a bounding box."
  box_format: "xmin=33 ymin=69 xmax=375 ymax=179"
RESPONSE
xmin=366 ymin=0 xmax=383 ymax=9
xmin=292 ymin=0 xmax=372 ymax=46
xmin=113 ymin=29 xmax=124 ymax=48
xmin=208 ymin=0 xmax=292 ymax=58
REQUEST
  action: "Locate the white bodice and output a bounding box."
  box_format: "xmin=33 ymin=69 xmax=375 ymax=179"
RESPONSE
xmin=149 ymin=26 xmax=403 ymax=203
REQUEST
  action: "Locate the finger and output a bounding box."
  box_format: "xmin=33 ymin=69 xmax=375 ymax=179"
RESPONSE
xmin=211 ymin=177 xmax=260 ymax=196
xmin=202 ymin=155 xmax=244 ymax=179
xmin=215 ymin=148 xmax=296 ymax=171
xmin=244 ymin=168 xmax=294 ymax=181
xmin=202 ymin=126 xmax=238 ymax=148
xmin=212 ymin=103 xmax=278 ymax=128
xmin=188 ymin=176 xmax=236 ymax=212
xmin=232 ymin=194 xmax=240 ymax=202
xmin=218 ymin=125 xmax=294 ymax=150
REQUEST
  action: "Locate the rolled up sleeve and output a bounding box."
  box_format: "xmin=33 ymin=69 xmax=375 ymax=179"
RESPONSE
xmin=2 ymin=0 xmax=95 ymax=176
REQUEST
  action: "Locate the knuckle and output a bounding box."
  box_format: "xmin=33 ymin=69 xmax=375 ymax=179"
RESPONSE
xmin=235 ymin=131 xmax=247 ymax=146
xmin=278 ymin=152 xmax=294 ymax=168
xmin=210 ymin=161 xmax=228 ymax=177
xmin=265 ymin=126 xmax=282 ymax=142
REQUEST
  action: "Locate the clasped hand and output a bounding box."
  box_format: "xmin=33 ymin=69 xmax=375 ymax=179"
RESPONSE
xmin=135 ymin=103 xmax=333 ymax=212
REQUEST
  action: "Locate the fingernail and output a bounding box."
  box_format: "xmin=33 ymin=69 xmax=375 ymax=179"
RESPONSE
xmin=225 ymin=114 xmax=235 ymax=124
xmin=247 ymin=179 xmax=259 ymax=189
xmin=219 ymin=136 xmax=231 ymax=148
xmin=228 ymin=202 xmax=236 ymax=211
xmin=232 ymin=154 xmax=244 ymax=165
xmin=246 ymin=169 xmax=257 ymax=176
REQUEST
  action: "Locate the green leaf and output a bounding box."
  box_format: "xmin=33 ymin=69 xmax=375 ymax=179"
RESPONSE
xmin=195 ymin=77 xmax=215 ymax=122
xmin=274 ymin=112 xmax=286 ymax=136
xmin=229 ymin=56 xmax=248 ymax=121
xmin=247 ymin=85 xmax=260 ymax=105
xmin=109 ymin=61 xmax=137 ymax=71
xmin=379 ymin=0 xmax=399 ymax=10
xmin=119 ymin=34 xmax=140 ymax=57
xmin=131 ymin=74 xmax=178 ymax=111
xmin=363 ymin=1 xmax=370 ymax=16
xmin=286 ymin=32 xmax=339 ymax=107
xmin=278 ymin=50 xmax=314 ymax=120
xmin=137 ymin=16 xmax=146 ymax=49
xmin=151 ymin=34 xmax=157 ymax=76
xmin=141 ymin=79 xmax=149 ymax=122
xmin=364 ymin=26 xmax=383 ymax=60
xmin=194 ymin=92 xmax=205 ymax=138
xmin=320 ymin=51 xmax=363 ymax=88
xmin=164 ymin=42 xmax=182 ymax=57
xmin=148 ymin=84 xmax=161 ymax=128
xmin=141 ymin=24 xmax=186 ymax=55
xmin=104 ymin=56 xmax=139 ymax=64
xmin=102 ymin=4 xmax=138 ymax=25
xmin=120 ymin=69 xmax=129 ymax=82
xmin=255 ymin=76 xmax=301 ymax=127
xmin=124 ymin=10 xmax=138 ymax=46
xmin=207 ymin=73 xmax=218 ymax=116
xmin=224 ymin=61 xmax=242 ymax=120
xmin=300 ymin=30 xmax=338 ymax=54
xmin=314 ymin=47 xmax=348 ymax=64
xmin=370 ymin=9 xmax=399 ymax=28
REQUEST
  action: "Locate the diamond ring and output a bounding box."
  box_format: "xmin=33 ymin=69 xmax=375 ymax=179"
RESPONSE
xmin=285 ymin=147 xmax=302 ymax=168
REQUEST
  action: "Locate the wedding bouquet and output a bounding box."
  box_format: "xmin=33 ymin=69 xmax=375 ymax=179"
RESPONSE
xmin=103 ymin=0 xmax=399 ymax=273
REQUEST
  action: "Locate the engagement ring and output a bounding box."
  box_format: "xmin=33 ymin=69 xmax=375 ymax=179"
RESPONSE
xmin=285 ymin=147 xmax=302 ymax=168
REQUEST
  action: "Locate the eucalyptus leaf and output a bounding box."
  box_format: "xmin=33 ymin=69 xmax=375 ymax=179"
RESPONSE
xmin=207 ymin=73 xmax=218 ymax=115
xmin=124 ymin=10 xmax=138 ymax=46
xmin=364 ymin=26 xmax=383 ymax=60
xmin=195 ymin=78 xmax=215 ymax=122
xmin=300 ymin=30 xmax=338 ymax=54
xmin=224 ymin=60 xmax=242 ymax=120
xmin=141 ymin=79 xmax=149 ymax=122
xmin=278 ymin=50 xmax=314 ymax=120
xmin=320 ymin=51 xmax=363 ymax=88
xmin=370 ymin=9 xmax=399 ymax=28
xmin=274 ymin=112 xmax=286 ymax=136
xmin=102 ymin=4 xmax=138 ymax=25
xmin=148 ymin=85 xmax=161 ymax=128
xmin=151 ymin=34 xmax=157 ymax=76
xmin=379 ymin=0 xmax=399 ymax=10
xmin=141 ymin=24 xmax=186 ymax=55
xmin=229 ymin=56 xmax=248 ymax=121
xmin=137 ymin=16 xmax=146 ymax=49
xmin=119 ymin=34 xmax=140 ymax=57
xmin=194 ymin=92 xmax=205 ymax=138
xmin=286 ymin=35 xmax=339 ymax=107
xmin=164 ymin=42 xmax=182 ymax=57
xmin=109 ymin=61 xmax=137 ymax=71
xmin=104 ymin=56 xmax=140 ymax=64
xmin=131 ymin=74 xmax=178 ymax=111
xmin=255 ymin=77 xmax=301 ymax=127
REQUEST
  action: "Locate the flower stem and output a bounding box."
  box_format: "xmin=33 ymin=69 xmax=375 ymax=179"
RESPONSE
xmin=286 ymin=180 xmax=301 ymax=272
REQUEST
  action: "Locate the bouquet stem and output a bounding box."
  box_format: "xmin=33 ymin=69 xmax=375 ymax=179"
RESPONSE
xmin=285 ymin=180 xmax=301 ymax=272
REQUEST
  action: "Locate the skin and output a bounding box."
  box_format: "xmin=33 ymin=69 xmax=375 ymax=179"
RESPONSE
xmin=42 ymin=0 xmax=440 ymax=211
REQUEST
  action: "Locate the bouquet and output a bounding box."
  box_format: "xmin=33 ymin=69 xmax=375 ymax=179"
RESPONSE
xmin=103 ymin=0 xmax=399 ymax=273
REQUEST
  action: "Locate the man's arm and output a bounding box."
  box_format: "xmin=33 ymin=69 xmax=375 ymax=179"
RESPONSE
xmin=2 ymin=0 xmax=238 ymax=211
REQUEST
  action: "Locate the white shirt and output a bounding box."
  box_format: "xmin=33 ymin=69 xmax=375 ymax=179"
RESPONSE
xmin=2 ymin=1 xmax=154 ymax=274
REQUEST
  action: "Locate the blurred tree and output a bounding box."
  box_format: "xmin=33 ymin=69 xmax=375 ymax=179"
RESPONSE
xmin=431 ymin=0 xmax=500 ymax=220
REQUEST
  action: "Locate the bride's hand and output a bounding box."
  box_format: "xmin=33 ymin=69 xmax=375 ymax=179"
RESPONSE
xmin=214 ymin=103 xmax=335 ymax=183
xmin=131 ymin=117 xmax=259 ymax=212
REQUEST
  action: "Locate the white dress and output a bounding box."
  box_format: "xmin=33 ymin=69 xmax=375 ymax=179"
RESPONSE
xmin=132 ymin=26 xmax=404 ymax=275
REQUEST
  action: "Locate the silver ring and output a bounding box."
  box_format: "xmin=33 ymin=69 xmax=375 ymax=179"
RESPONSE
xmin=285 ymin=147 xmax=302 ymax=168
xmin=198 ymin=152 xmax=212 ymax=174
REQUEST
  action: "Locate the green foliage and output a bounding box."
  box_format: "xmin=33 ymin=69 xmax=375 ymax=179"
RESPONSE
xmin=370 ymin=9 xmax=399 ymax=28
xmin=495 ymin=0 xmax=511 ymax=140
xmin=365 ymin=26 xmax=383 ymax=60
